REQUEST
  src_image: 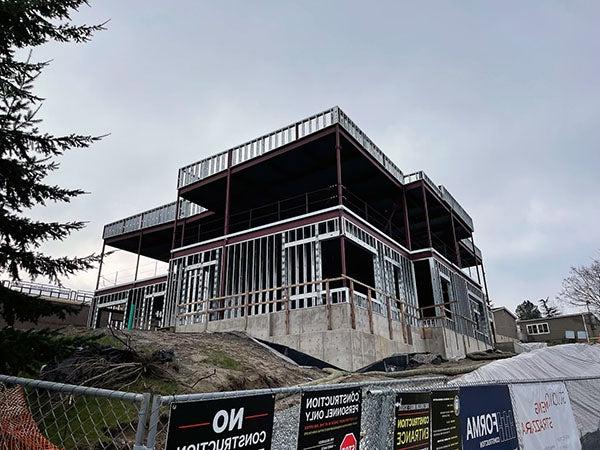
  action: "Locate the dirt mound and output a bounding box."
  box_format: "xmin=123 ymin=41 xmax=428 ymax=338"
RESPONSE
xmin=48 ymin=328 xmax=323 ymax=394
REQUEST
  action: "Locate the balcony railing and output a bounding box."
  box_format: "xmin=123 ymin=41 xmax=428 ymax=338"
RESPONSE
xmin=404 ymin=171 xmax=474 ymax=231
xmin=438 ymin=185 xmax=474 ymax=230
xmin=103 ymin=199 xmax=206 ymax=239
xmin=2 ymin=280 xmax=94 ymax=304
xmin=460 ymin=238 xmax=482 ymax=260
xmin=177 ymin=106 xmax=406 ymax=189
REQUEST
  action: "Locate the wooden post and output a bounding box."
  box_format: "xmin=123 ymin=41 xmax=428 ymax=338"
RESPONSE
xmin=244 ymin=292 xmax=249 ymax=331
xmin=366 ymin=289 xmax=374 ymax=334
xmin=325 ymin=280 xmax=332 ymax=331
xmin=348 ymin=279 xmax=356 ymax=329
xmin=284 ymin=286 xmax=291 ymax=334
xmin=385 ymin=294 xmax=394 ymax=340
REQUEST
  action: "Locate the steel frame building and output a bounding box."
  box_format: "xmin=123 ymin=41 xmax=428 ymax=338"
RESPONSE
xmin=89 ymin=107 xmax=493 ymax=369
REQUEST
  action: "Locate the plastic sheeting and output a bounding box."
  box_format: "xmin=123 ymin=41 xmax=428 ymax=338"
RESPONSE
xmin=454 ymin=344 xmax=600 ymax=449
xmin=514 ymin=341 xmax=547 ymax=354
xmin=566 ymin=379 xmax=600 ymax=449
xmin=456 ymin=343 xmax=600 ymax=383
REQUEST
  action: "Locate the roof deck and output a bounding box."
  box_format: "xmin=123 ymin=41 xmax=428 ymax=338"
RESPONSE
xmin=103 ymin=199 xmax=206 ymax=239
xmin=103 ymin=107 xmax=474 ymax=245
xmin=177 ymin=106 xmax=405 ymax=189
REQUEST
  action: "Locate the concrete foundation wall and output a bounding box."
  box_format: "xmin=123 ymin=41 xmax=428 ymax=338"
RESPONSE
xmin=176 ymin=304 xmax=490 ymax=370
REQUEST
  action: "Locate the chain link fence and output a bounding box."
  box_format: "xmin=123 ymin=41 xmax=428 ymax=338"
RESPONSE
xmin=145 ymin=376 xmax=449 ymax=450
xmin=0 ymin=374 xmax=150 ymax=450
xmin=2 ymin=373 xmax=600 ymax=449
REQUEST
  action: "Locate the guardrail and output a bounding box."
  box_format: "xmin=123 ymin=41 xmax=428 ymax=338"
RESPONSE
xmin=103 ymin=199 xmax=206 ymax=239
xmin=459 ymin=237 xmax=482 ymax=260
xmin=438 ymin=185 xmax=474 ymax=230
xmin=2 ymin=280 xmax=93 ymax=304
xmin=404 ymin=171 xmax=474 ymax=231
xmin=177 ymin=106 xmax=406 ymax=189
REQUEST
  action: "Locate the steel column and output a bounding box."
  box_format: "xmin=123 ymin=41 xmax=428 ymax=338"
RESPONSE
xmin=336 ymin=126 xmax=348 ymax=286
xmin=450 ymin=211 xmax=462 ymax=267
xmin=218 ymin=150 xmax=234 ymax=319
xmin=171 ymin=197 xmax=181 ymax=250
xmin=94 ymin=241 xmax=106 ymax=291
xmin=470 ymin=235 xmax=482 ymax=285
xmin=402 ymin=188 xmax=412 ymax=250
xmin=134 ymin=233 xmax=143 ymax=282
xmin=335 ymin=125 xmax=343 ymax=204
xmin=422 ymin=184 xmax=432 ymax=247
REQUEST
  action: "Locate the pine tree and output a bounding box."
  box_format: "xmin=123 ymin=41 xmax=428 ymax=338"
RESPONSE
xmin=0 ymin=1 xmax=105 ymax=326
xmin=515 ymin=300 xmax=542 ymax=321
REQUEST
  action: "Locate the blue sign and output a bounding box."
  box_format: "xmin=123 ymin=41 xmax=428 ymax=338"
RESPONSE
xmin=459 ymin=385 xmax=518 ymax=450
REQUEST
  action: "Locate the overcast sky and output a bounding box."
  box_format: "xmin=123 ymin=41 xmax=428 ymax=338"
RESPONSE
xmin=31 ymin=1 xmax=600 ymax=313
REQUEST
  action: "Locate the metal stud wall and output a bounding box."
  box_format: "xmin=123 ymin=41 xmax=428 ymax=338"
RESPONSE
xmin=432 ymin=259 xmax=491 ymax=343
xmin=91 ymin=281 xmax=166 ymax=330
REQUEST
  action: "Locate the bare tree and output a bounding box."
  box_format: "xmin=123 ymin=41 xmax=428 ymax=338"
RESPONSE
xmin=539 ymin=297 xmax=560 ymax=317
xmin=557 ymin=256 xmax=600 ymax=310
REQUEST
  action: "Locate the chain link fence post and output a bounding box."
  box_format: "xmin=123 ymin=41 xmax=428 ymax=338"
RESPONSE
xmin=133 ymin=392 xmax=152 ymax=450
xmin=145 ymin=394 xmax=164 ymax=450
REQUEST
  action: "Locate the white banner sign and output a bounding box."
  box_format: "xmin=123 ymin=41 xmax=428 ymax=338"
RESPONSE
xmin=510 ymin=382 xmax=581 ymax=450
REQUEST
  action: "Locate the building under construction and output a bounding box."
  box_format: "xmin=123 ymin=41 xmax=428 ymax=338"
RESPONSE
xmin=89 ymin=107 xmax=493 ymax=370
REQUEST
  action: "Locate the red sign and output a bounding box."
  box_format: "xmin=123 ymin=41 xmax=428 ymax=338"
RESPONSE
xmin=340 ymin=433 xmax=357 ymax=450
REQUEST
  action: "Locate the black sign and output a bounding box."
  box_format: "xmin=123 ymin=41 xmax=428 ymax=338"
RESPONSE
xmin=165 ymin=394 xmax=275 ymax=450
xmin=297 ymin=387 xmax=362 ymax=450
xmin=394 ymin=392 xmax=430 ymax=450
xmin=431 ymin=390 xmax=461 ymax=450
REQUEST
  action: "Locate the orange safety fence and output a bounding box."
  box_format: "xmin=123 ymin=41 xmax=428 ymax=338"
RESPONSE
xmin=0 ymin=385 xmax=63 ymax=450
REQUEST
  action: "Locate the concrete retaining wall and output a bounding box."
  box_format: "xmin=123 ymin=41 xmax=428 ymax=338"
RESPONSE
xmin=176 ymin=304 xmax=491 ymax=370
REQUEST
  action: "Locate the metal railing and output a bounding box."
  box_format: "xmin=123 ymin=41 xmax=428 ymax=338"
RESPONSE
xmin=438 ymin=185 xmax=474 ymax=230
xmin=103 ymin=199 xmax=207 ymax=239
xmin=404 ymin=171 xmax=475 ymax=231
xmin=336 ymin=108 xmax=405 ymax=185
xmin=175 ymin=274 xmax=419 ymax=331
xmin=177 ymin=106 xmax=406 ymax=189
xmin=459 ymin=237 xmax=482 ymax=260
xmin=2 ymin=280 xmax=93 ymax=304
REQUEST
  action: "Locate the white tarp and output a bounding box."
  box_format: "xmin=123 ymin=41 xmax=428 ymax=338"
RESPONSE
xmin=514 ymin=342 xmax=547 ymax=354
xmin=510 ymin=382 xmax=581 ymax=450
xmin=564 ymin=379 xmax=600 ymax=449
xmin=456 ymin=344 xmax=600 ymax=383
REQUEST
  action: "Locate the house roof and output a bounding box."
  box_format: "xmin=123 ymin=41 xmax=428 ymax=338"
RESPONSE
xmin=492 ymin=306 xmax=517 ymax=321
xmin=517 ymin=312 xmax=595 ymax=323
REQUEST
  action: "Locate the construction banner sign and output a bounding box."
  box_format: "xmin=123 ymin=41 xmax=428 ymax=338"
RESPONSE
xmin=393 ymin=392 xmax=430 ymax=450
xmin=431 ymin=390 xmax=461 ymax=450
xmin=297 ymin=386 xmax=362 ymax=450
xmin=164 ymin=394 xmax=275 ymax=450
xmin=510 ymin=382 xmax=581 ymax=450
xmin=459 ymin=385 xmax=518 ymax=450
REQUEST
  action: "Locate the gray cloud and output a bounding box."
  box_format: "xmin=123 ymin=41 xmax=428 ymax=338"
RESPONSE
xmin=27 ymin=0 xmax=600 ymax=311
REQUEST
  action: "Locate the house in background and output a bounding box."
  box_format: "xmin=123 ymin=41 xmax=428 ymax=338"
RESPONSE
xmin=518 ymin=312 xmax=600 ymax=345
xmin=491 ymin=306 xmax=518 ymax=343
